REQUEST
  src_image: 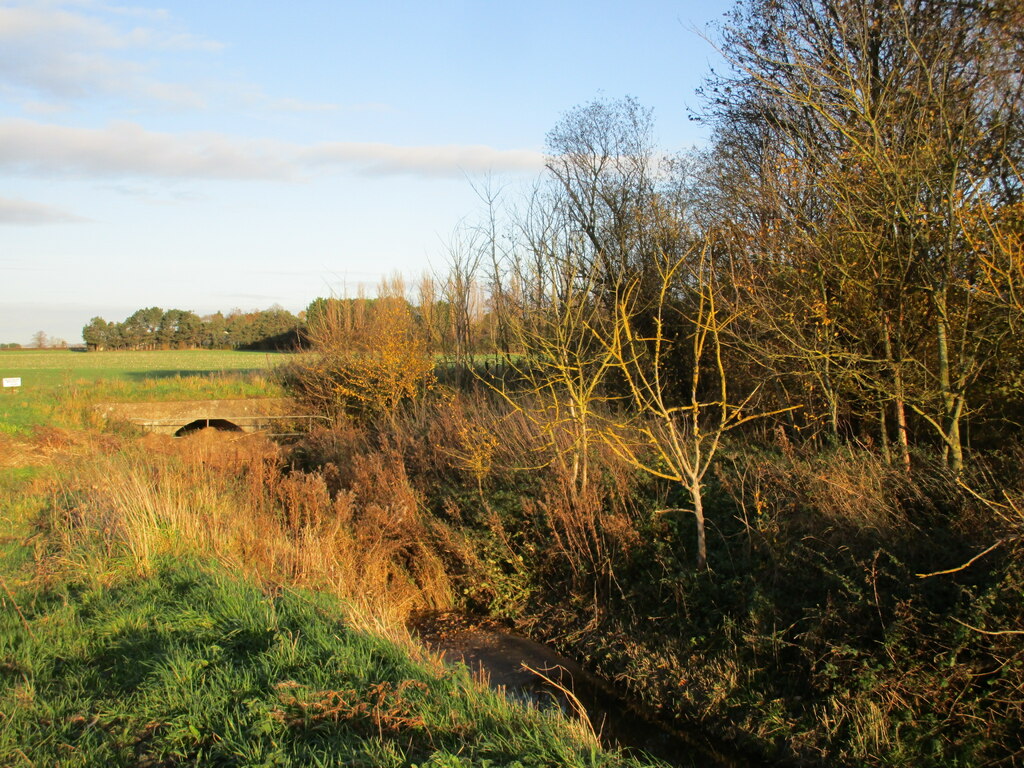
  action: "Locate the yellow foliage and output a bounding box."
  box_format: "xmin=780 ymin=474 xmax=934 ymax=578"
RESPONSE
xmin=299 ymin=295 xmax=435 ymax=420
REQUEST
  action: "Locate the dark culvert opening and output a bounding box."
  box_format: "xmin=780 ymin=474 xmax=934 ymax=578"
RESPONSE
xmin=174 ymin=418 xmax=245 ymax=437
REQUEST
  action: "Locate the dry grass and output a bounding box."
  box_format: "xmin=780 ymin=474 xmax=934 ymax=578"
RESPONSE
xmin=716 ymin=442 xmax=946 ymax=544
xmin=0 ymin=425 xmax=121 ymax=469
xmin=40 ymin=429 xmax=453 ymax=629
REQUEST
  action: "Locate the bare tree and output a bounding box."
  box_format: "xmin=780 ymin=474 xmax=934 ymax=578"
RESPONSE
xmin=440 ymin=226 xmax=483 ymax=383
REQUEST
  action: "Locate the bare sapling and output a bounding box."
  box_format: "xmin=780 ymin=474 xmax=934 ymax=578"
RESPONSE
xmin=594 ymin=239 xmax=794 ymax=569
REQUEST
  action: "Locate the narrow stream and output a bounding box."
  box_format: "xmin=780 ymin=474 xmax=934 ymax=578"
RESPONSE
xmin=413 ymin=614 xmax=765 ymax=768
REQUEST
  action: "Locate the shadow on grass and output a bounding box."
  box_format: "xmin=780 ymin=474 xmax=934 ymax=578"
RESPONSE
xmin=122 ymin=369 xmax=267 ymax=381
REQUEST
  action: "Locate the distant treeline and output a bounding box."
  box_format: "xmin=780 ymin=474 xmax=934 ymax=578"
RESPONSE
xmin=80 ymin=290 xmax=496 ymax=354
xmin=82 ymin=306 xmax=302 ymax=351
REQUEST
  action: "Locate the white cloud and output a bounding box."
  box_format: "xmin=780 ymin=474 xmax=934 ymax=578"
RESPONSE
xmin=0 ymin=3 xmax=221 ymax=51
xmin=254 ymin=100 xmax=399 ymax=116
xmin=348 ymin=103 xmax=397 ymax=114
xmin=19 ymin=99 xmax=71 ymax=115
xmin=0 ymin=119 xmax=293 ymax=179
xmin=0 ymin=119 xmax=546 ymax=180
xmin=300 ymin=143 xmax=545 ymax=178
xmin=98 ymin=182 xmax=201 ymax=204
xmin=0 ymin=3 xmax=357 ymax=115
xmin=261 ymin=96 xmax=340 ymax=114
xmin=15 ymin=1 xmax=171 ymax=23
xmin=0 ymin=5 xmax=125 ymax=49
xmin=0 ymin=195 xmax=87 ymax=224
xmin=216 ymin=82 xmax=340 ymax=114
xmin=0 ymin=3 xmax=215 ymax=105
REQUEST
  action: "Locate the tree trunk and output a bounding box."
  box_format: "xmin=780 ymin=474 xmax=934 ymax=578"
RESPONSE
xmin=883 ymin=315 xmax=912 ymax=472
xmin=880 ymin=403 xmax=891 ymax=463
xmin=935 ymin=297 xmax=964 ymax=474
xmin=690 ymin=477 xmax=707 ymax=570
xmin=894 ymin=392 xmax=911 ymax=473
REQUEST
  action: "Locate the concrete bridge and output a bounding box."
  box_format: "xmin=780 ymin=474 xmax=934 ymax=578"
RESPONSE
xmin=93 ymin=398 xmax=316 ymax=436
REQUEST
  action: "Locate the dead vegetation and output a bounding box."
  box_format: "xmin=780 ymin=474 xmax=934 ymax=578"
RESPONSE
xmin=38 ymin=429 xmax=453 ymax=629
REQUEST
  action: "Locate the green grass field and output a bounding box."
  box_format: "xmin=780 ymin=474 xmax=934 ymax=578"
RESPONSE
xmin=0 ymin=349 xmax=289 ymax=387
xmin=0 ymin=349 xmax=296 ymax=435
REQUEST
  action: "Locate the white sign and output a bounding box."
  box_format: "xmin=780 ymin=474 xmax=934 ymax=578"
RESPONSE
xmin=2 ymin=378 xmax=21 ymax=388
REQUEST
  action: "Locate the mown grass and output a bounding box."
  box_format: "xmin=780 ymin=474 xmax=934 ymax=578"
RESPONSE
xmin=0 ymin=558 xmax=654 ymax=768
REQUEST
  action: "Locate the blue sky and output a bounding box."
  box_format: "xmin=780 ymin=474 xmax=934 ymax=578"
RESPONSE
xmin=0 ymin=0 xmax=730 ymax=345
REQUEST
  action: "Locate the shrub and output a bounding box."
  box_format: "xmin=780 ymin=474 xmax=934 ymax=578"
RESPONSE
xmin=283 ymin=296 xmax=435 ymax=422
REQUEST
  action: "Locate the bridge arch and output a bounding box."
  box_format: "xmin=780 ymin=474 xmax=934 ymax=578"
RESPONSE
xmin=174 ymin=418 xmax=245 ymax=437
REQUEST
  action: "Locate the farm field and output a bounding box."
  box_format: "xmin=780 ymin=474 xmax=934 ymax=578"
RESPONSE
xmin=0 ymin=349 xmax=295 ymax=436
xmin=0 ymin=348 xmax=292 ymax=387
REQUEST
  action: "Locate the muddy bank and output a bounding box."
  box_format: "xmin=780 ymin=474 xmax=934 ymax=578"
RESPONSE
xmin=413 ymin=613 xmax=763 ymax=768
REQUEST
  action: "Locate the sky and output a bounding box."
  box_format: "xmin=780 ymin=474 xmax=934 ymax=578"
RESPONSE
xmin=0 ymin=0 xmax=731 ymax=346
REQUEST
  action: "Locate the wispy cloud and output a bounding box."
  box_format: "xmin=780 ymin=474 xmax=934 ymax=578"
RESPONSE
xmin=97 ymin=182 xmax=202 ymax=205
xmin=299 ymin=142 xmax=544 ymax=178
xmin=0 ymin=195 xmax=87 ymax=224
xmin=0 ymin=119 xmax=546 ymax=181
xmin=347 ymin=102 xmax=398 ymax=115
xmin=18 ymin=99 xmax=72 ymax=116
xmin=24 ymin=1 xmax=171 ymax=23
xmin=0 ymin=3 xmax=217 ymax=105
xmin=0 ymin=119 xmax=293 ymax=179
xmin=217 ymin=83 xmax=340 ymax=115
xmin=262 ymin=96 xmax=340 ymax=114
xmin=0 ymin=3 xmax=353 ymax=114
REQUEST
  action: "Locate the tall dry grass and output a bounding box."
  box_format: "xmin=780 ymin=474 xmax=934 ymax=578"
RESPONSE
xmin=715 ymin=440 xmax=965 ymax=547
xmin=40 ymin=429 xmax=452 ymax=629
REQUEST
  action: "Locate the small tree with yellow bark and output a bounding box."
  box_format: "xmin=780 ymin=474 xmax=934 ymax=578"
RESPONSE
xmin=593 ymin=240 xmax=792 ymax=569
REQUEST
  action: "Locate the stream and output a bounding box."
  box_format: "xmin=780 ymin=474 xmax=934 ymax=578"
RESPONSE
xmin=413 ymin=614 xmax=764 ymax=768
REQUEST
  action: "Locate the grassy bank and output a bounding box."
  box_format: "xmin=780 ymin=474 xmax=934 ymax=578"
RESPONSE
xmin=1 ymin=557 xmax=649 ymax=767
